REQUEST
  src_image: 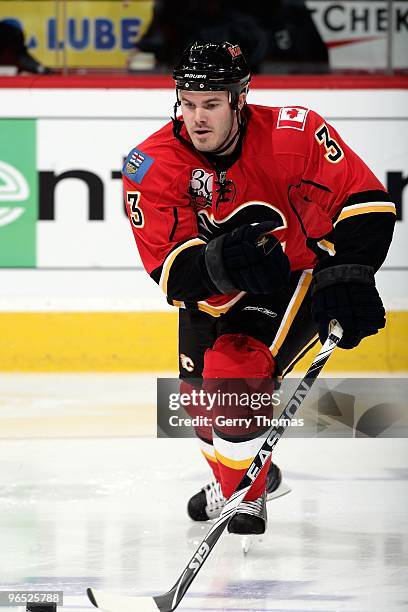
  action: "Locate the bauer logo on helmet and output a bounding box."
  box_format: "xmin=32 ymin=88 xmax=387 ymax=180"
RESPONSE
xmin=184 ymin=73 xmax=207 ymax=79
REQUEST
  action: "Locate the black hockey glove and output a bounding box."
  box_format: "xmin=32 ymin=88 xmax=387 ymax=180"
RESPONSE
xmin=204 ymin=222 xmax=290 ymax=294
xmin=311 ymin=264 xmax=386 ymax=349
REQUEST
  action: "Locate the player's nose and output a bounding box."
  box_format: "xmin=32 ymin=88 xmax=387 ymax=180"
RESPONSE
xmin=193 ymin=107 xmax=207 ymax=124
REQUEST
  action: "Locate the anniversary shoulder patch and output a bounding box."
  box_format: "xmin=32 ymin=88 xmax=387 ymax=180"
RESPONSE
xmin=122 ymin=147 xmax=154 ymax=183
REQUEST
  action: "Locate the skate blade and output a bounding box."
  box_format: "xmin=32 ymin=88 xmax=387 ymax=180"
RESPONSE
xmin=88 ymin=588 xmax=159 ymax=612
xmin=242 ymin=535 xmax=253 ymax=555
xmin=267 ymin=480 xmax=291 ymax=501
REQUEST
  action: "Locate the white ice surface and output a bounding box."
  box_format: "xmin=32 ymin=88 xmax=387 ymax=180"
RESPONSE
xmin=0 ymin=374 xmax=407 ymax=612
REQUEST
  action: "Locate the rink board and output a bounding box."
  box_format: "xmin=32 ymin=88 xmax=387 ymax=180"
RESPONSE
xmin=0 ymin=78 xmax=406 ymax=372
xmin=0 ymin=310 xmax=406 ymax=372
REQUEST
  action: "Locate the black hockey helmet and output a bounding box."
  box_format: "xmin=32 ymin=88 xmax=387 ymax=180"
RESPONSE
xmin=173 ymin=41 xmax=251 ymax=109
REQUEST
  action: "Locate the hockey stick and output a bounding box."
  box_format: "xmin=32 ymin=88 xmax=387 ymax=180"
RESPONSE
xmin=87 ymin=320 xmax=343 ymax=612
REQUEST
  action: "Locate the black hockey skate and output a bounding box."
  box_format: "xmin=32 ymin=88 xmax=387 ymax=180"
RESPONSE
xmin=227 ymin=491 xmax=267 ymax=535
xmin=187 ymin=462 xmax=289 ymax=522
xmin=187 ymin=478 xmax=224 ymax=521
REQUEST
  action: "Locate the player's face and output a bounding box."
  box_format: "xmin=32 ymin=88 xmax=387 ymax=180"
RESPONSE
xmin=179 ymin=91 xmax=239 ymax=154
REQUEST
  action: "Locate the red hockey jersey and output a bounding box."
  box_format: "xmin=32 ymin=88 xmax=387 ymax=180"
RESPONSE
xmin=122 ymin=104 xmax=395 ymax=316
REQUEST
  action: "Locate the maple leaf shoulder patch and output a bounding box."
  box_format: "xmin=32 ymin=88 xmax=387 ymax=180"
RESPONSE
xmin=277 ymin=107 xmax=309 ymax=131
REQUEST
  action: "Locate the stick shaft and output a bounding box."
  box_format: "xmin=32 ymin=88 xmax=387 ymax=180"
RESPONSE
xmin=154 ymin=321 xmax=343 ymax=611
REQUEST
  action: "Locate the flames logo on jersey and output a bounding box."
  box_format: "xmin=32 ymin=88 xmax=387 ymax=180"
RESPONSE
xmin=188 ymin=169 xmax=288 ymax=246
xmin=197 ymin=201 xmax=288 ymax=246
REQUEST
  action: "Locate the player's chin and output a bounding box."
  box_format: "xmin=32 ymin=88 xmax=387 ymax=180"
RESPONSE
xmin=193 ymin=138 xmax=216 ymax=152
xmin=189 ymin=131 xmax=209 ymax=144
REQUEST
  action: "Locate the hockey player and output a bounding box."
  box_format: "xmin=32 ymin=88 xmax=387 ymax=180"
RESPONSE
xmin=122 ymin=42 xmax=395 ymax=535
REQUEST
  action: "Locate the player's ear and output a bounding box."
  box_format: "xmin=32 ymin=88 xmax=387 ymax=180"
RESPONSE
xmin=237 ymin=92 xmax=246 ymax=111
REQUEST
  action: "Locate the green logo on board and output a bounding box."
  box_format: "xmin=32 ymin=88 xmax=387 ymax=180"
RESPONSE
xmin=0 ymin=120 xmax=37 ymax=266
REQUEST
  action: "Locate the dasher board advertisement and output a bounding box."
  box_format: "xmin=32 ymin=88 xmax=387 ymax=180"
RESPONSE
xmin=0 ymin=113 xmax=405 ymax=273
xmin=0 ymin=1 xmax=407 ymax=69
xmin=307 ymin=0 xmax=407 ymax=69
xmin=0 ymin=0 xmax=153 ymax=68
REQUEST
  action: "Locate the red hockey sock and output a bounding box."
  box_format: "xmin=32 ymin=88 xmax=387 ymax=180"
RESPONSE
xmin=215 ymin=452 xmax=272 ymax=500
xmin=203 ymin=334 xmax=276 ymax=501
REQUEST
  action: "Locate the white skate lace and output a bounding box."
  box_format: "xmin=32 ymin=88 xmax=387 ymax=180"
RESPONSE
xmin=237 ymin=494 xmax=265 ymax=517
xmin=204 ymin=479 xmax=225 ymax=519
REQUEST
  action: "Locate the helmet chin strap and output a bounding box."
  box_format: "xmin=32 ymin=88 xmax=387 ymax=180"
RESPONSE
xmin=209 ymin=110 xmax=241 ymax=155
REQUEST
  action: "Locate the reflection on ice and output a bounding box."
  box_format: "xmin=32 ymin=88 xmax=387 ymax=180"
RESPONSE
xmin=0 ymin=374 xmax=407 ymax=611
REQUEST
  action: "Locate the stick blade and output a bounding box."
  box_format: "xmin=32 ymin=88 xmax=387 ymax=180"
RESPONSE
xmin=87 ymin=588 xmax=160 ymax=611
